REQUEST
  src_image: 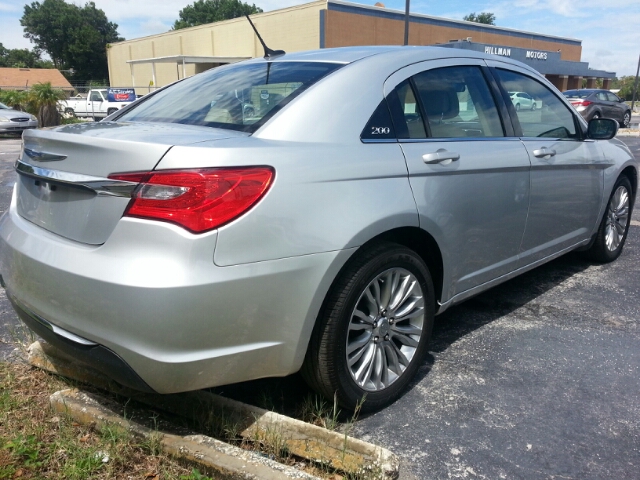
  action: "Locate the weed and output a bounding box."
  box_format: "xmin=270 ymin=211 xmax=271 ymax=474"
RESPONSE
xmin=299 ymin=392 xmax=342 ymax=430
xmin=180 ymin=468 xmax=213 ymax=479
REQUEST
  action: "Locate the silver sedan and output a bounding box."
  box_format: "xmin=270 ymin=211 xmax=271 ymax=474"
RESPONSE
xmin=0 ymin=47 xmax=636 ymax=412
xmin=0 ymin=102 xmax=37 ymax=133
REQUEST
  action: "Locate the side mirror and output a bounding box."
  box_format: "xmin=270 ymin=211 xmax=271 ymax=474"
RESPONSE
xmin=587 ymin=117 xmax=618 ymax=140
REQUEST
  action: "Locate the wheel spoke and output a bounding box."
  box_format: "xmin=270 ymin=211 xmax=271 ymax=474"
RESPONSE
xmin=389 ymin=276 xmax=413 ymax=311
xmin=392 ymin=331 xmax=420 ymax=348
xmin=391 ymin=323 xmax=422 ymax=336
xmin=348 ymin=338 xmax=370 ymax=367
xmin=352 ymin=308 xmax=374 ymax=325
xmin=393 ymin=297 xmax=423 ymax=319
xmin=390 ymin=340 xmax=410 ymax=367
xmin=347 ymin=332 xmax=371 ymax=355
xmin=364 ymin=286 xmax=379 ymax=315
xmin=384 ymin=343 xmax=403 ymax=375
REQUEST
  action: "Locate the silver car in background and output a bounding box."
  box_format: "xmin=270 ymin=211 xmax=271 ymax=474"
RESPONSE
xmin=0 ymin=47 xmax=636 ymax=412
xmin=0 ymin=102 xmax=37 ymax=133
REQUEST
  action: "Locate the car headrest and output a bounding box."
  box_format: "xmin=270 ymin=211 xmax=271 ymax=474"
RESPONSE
xmin=422 ymin=89 xmax=459 ymax=120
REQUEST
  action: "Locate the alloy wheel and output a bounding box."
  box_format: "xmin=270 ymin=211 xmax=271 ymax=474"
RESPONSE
xmin=346 ymin=267 xmax=425 ymax=392
xmin=605 ymin=185 xmax=630 ymax=252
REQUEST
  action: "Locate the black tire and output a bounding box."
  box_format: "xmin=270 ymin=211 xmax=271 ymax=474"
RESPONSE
xmin=620 ymin=111 xmax=631 ymax=129
xmin=107 ymin=108 xmax=117 ymax=116
xmin=587 ymin=176 xmax=634 ymax=263
xmin=592 ymin=112 xmax=601 ymax=120
xmin=531 ymin=102 xmax=536 ymax=111
xmin=64 ymin=108 xmax=76 ymax=118
xmin=515 ymin=103 xmax=521 ymax=111
xmin=302 ymin=241 xmax=435 ymax=412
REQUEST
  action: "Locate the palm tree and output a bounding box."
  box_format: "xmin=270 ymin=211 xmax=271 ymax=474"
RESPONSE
xmin=27 ymin=82 xmax=66 ymax=127
xmin=0 ymin=90 xmax=29 ymax=111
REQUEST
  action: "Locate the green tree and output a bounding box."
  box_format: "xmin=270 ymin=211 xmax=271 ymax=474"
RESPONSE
xmin=27 ymin=82 xmax=66 ymax=126
xmin=612 ymin=76 xmax=637 ymax=100
xmin=0 ymin=90 xmax=29 ymax=111
xmin=0 ymin=43 xmax=54 ymax=69
xmin=463 ymin=12 xmax=496 ymax=25
xmin=173 ymin=0 xmax=263 ymax=30
xmin=20 ymin=0 xmax=123 ymax=81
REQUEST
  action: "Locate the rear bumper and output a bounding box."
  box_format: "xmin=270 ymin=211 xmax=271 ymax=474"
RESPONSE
xmin=7 ymin=291 xmax=155 ymax=392
xmin=0 ymin=198 xmax=352 ymax=393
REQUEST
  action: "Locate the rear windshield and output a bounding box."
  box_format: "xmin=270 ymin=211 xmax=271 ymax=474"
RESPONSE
xmin=563 ymin=90 xmax=592 ymax=99
xmin=118 ymin=61 xmax=342 ymax=133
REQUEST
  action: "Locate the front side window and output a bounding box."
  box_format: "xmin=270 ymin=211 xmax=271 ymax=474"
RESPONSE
xmin=118 ymin=61 xmax=342 ymax=133
xmin=411 ymin=66 xmax=504 ymax=138
xmin=606 ymin=92 xmax=620 ymax=102
xmin=495 ymin=69 xmax=578 ymax=139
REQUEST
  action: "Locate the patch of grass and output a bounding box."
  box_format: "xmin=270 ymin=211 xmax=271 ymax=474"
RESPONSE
xmin=0 ymin=361 xmax=216 ymax=479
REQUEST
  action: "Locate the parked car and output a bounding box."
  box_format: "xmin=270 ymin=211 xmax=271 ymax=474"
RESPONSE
xmin=0 ymin=102 xmax=37 ymax=134
xmin=58 ymin=88 xmax=136 ymax=120
xmin=0 ymin=47 xmax=636 ymax=412
xmin=509 ymin=91 xmax=536 ymax=110
xmin=563 ymin=89 xmax=631 ymax=128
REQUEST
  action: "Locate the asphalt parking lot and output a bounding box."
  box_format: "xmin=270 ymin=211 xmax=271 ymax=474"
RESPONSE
xmin=1 ymin=134 xmax=639 ymax=479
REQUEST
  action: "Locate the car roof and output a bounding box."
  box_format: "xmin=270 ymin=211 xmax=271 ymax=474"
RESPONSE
xmin=244 ymin=45 xmax=540 ymax=76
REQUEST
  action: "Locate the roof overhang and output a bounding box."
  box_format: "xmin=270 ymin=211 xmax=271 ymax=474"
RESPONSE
xmin=126 ymin=55 xmax=250 ymax=65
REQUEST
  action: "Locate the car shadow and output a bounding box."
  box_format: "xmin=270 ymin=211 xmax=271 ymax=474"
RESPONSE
xmin=211 ymin=251 xmax=593 ymax=420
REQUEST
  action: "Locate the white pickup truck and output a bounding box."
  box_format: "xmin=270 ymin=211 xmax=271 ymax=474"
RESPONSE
xmin=58 ymin=88 xmax=136 ymax=120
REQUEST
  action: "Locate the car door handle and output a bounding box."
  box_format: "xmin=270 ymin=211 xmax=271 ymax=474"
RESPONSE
xmin=422 ymin=149 xmax=460 ymax=165
xmin=532 ymin=147 xmax=556 ymax=159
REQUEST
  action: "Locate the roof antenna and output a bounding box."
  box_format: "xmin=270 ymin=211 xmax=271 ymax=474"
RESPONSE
xmin=245 ymin=15 xmax=285 ymax=59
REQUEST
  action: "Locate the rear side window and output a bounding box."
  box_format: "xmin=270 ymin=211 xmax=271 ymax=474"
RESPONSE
xmin=118 ymin=61 xmax=342 ymax=133
xmin=494 ymin=69 xmax=578 ymax=139
xmin=411 ymin=66 xmax=504 ymax=138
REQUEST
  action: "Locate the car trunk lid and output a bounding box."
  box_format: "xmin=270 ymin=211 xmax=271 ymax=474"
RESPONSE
xmin=16 ymin=122 xmax=246 ymax=245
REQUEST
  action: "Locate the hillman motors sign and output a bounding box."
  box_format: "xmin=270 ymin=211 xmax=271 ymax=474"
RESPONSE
xmin=484 ymin=46 xmax=511 ymax=57
xmin=484 ymin=46 xmax=549 ymax=61
xmin=525 ymin=50 xmax=548 ymax=60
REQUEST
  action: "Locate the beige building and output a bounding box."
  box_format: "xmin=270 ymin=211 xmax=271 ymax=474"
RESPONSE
xmin=107 ymin=0 xmax=613 ymax=94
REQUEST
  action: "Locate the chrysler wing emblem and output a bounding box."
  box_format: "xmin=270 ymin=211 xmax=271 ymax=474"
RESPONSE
xmin=23 ymin=148 xmax=67 ymax=162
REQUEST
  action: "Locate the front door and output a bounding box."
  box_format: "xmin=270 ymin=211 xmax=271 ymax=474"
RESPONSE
xmin=490 ymin=65 xmax=606 ymax=266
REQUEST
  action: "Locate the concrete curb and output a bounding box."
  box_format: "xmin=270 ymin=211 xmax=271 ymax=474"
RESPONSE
xmin=29 ymin=341 xmax=399 ymax=479
xmin=50 ymin=388 xmax=319 ymax=480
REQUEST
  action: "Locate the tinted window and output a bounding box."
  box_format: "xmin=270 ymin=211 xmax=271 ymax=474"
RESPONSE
xmin=119 ymin=61 xmax=341 ymax=133
xmin=596 ymin=92 xmax=608 ymax=101
xmin=394 ymin=80 xmax=427 ymax=139
xmin=495 ymin=69 xmax=578 ymax=139
xmin=412 ymin=66 xmax=504 ymax=138
xmin=90 ymin=92 xmax=103 ymax=102
xmin=606 ymin=92 xmax=620 ymax=102
xmin=563 ymin=90 xmax=592 ymax=99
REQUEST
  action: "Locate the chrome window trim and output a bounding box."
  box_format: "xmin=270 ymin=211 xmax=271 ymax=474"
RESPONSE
xmin=397 ymin=137 xmax=523 ymax=144
xmin=15 ymin=159 xmax=139 ymax=198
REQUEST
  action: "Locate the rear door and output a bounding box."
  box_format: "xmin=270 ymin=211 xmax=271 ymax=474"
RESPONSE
xmin=489 ymin=63 xmax=606 ymax=266
xmin=384 ymin=59 xmax=531 ymax=300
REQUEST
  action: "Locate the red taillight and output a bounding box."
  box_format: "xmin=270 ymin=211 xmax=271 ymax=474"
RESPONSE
xmin=570 ymin=100 xmax=592 ymax=107
xmin=109 ymin=167 xmax=274 ymax=233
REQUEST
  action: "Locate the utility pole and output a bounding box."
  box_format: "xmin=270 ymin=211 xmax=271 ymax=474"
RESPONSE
xmin=631 ymin=54 xmax=640 ymax=114
xmin=403 ymin=0 xmax=410 ymax=45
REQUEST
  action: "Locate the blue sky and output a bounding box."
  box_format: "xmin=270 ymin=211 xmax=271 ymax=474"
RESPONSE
xmin=1 ymin=0 xmax=638 ymax=76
